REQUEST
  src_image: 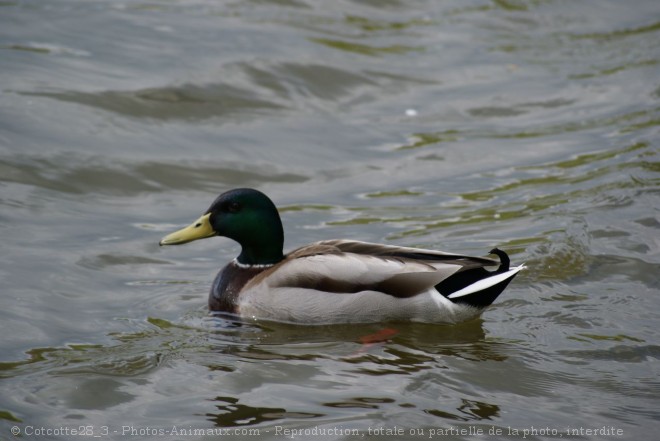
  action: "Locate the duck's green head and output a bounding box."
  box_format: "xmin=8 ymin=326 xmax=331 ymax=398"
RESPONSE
xmin=159 ymin=188 xmax=284 ymax=265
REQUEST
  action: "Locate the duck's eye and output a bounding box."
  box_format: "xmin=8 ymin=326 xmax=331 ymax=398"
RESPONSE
xmin=227 ymin=201 xmax=241 ymax=213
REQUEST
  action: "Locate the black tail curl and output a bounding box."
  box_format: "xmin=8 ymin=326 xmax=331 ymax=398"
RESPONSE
xmin=489 ymin=248 xmax=510 ymax=273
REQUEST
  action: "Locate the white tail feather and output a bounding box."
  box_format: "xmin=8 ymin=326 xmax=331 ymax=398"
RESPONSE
xmin=447 ymin=264 xmax=526 ymax=299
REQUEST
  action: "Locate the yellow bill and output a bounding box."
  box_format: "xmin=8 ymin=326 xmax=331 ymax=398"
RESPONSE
xmin=159 ymin=213 xmax=216 ymax=246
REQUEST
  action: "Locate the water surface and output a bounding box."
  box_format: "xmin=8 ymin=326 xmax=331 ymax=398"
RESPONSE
xmin=1 ymin=0 xmax=659 ymax=440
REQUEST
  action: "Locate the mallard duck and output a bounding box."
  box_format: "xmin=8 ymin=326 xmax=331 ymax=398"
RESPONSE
xmin=159 ymin=188 xmax=524 ymax=324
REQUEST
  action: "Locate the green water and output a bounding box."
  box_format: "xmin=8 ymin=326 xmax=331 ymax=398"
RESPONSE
xmin=1 ymin=0 xmax=659 ymax=440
